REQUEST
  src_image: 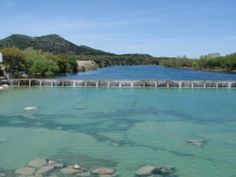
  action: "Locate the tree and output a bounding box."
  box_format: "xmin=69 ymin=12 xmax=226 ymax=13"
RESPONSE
xmin=1 ymin=48 xmax=27 ymax=77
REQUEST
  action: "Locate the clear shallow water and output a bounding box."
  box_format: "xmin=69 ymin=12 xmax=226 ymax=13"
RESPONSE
xmin=0 ymin=87 xmax=236 ymax=177
xmin=58 ymin=65 xmax=236 ymax=80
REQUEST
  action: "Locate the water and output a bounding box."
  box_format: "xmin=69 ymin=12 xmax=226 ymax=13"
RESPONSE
xmin=58 ymin=65 xmax=236 ymax=80
xmin=0 ymin=87 xmax=236 ymax=177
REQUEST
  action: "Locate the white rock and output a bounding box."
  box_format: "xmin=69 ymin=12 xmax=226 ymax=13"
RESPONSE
xmin=73 ymin=164 xmax=81 ymax=169
xmin=28 ymin=159 xmax=47 ymax=168
xmin=15 ymin=167 xmax=35 ymax=176
xmin=24 ymin=106 xmax=39 ymax=111
xmin=0 ymin=86 xmax=4 ymax=90
xmin=92 ymin=167 xmax=115 ymax=175
xmin=48 ymin=160 xmax=63 ymax=168
xmin=1 ymin=84 xmax=9 ymax=88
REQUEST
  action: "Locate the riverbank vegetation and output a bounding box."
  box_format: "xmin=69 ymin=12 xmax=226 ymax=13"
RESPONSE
xmin=1 ymin=48 xmax=78 ymax=77
xmin=160 ymin=53 xmax=236 ymax=72
xmin=0 ymin=34 xmax=236 ymax=78
xmin=0 ymin=34 xmax=159 ymax=78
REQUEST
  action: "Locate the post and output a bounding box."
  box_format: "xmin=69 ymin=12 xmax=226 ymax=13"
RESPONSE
xmin=154 ymin=81 xmax=157 ymax=88
xmin=179 ymin=81 xmax=182 ymax=88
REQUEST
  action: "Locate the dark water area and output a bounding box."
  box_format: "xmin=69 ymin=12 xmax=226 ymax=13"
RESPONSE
xmin=57 ymin=65 xmax=236 ymax=80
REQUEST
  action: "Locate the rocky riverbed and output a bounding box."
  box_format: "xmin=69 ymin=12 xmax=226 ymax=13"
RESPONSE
xmin=0 ymin=159 xmax=178 ymax=177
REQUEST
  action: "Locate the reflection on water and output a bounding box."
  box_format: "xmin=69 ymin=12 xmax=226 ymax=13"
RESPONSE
xmin=0 ymin=87 xmax=236 ymax=177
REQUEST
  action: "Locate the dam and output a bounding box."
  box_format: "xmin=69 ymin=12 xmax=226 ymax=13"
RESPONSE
xmin=2 ymin=79 xmax=236 ymax=88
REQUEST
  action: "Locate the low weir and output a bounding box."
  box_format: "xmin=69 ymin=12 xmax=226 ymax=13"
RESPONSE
xmin=2 ymin=79 xmax=236 ymax=88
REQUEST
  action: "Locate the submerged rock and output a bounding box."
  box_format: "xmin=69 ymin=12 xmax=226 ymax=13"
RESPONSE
xmin=15 ymin=167 xmax=35 ymax=176
xmin=185 ymin=139 xmax=206 ymax=147
xmin=35 ymin=165 xmax=54 ymax=175
xmin=48 ymin=175 xmax=58 ymax=177
xmin=28 ymin=159 xmax=47 ymax=168
xmin=92 ymin=167 xmax=115 ymax=175
xmin=135 ymin=165 xmax=156 ymax=176
xmin=60 ymin=166 xmax=83 ymax=174
xmin=48 ymin=160 xmax=64 ymax=168
xmin=76 ymin=171 xmax=91 ymax=176
xmin=136 ymin=165 xmax=175 ymax=177
xmin=0 ymin=173 xmax=6 ymax=177
xmin=154 ymin=166 xmax=174 ymax=176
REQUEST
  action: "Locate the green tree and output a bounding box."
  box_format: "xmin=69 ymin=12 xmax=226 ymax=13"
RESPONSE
xmin=1 ymin=48 xmax=27 ymax=77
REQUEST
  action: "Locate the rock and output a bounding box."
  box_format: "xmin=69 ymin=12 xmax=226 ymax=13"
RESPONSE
xmin=135 ymin=165 xmax=156 ymax=176
xmin=136 ymin=165 xmax=175 ymax=176
xmin=24 ymin=106 xmax=39 ymax=111
xmin=48 ymin=175 xmax=58 ymax=177
xmin=60 ymin=166 xmax=83 ymax=174
xmin=1 ymin=84 xmax=9 ymax=88
xmin=0 ymin=86 xmax=4 ymax=90
xmin=35 ymin=165 xmax=54 ymax=175
xmin=28 ymin=159 xmax=47 ymax=168
xmin=0 ymin=173 xmax=6 ymax=177
xmin=15 ymin=167 xmax=35 ymax=176
xmin=92 ymin=167 xmax=115 ymax=175
xmin=99 ymin=175 xmax=117 ymax=177
xmin=77 ymin=60 xmax=98 ymax=72
xmin=48 ymin=160 xmax=63 ymax=168
xmin=73 ymin=164 xmax=81 ymax=169
xmin=154 ymin=166 xmax=174 ymax=175
xmin=76 ymin=171 xmax=91 ymax=176
xmin=186 ymin=139 xmax=206 ymax=147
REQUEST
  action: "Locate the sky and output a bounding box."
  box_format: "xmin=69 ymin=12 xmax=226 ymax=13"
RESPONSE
xmin=0 ymin=0 xmax=236 ymax=58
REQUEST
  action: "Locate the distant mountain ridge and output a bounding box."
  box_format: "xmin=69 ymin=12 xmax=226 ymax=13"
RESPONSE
xmin=0 ymin=34 xmax=112 ymax=56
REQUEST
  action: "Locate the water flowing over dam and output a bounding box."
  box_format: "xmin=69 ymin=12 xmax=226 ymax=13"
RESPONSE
xmin=3 ymin=79 xmax=236 ymax=88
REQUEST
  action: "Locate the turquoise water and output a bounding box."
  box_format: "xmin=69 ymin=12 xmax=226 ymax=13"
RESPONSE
xmin=58 ymin=65 xmax=236 ymax=80
xmin=0 ymin=87 xmax=236 ymax=177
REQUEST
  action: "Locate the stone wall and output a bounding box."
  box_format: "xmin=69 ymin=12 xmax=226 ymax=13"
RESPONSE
xmin=6 ymin=79 xmax=236 ymax=88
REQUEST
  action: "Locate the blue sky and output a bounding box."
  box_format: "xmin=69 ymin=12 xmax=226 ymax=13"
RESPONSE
xmin=0 ymin=0 xmax=236 ymax=57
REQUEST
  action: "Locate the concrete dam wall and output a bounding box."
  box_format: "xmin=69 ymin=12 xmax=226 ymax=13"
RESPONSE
xmin=3 ymin=79 xmax=236 ymax=88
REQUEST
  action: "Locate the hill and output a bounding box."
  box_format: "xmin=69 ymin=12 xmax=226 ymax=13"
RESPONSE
xmin=0 ymin=34 xmax=159 ymax=67
xmin=0 ymin=34 xmax=111 ymax=56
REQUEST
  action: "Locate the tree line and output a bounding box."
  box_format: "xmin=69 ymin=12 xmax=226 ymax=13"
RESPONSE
xmin=159 ymin=53 xmax=236 ymax=72
xmin=0 ymin=47 xmax=159 ymax=78
xmin=0 ymin=48 xmax=78 ymax=78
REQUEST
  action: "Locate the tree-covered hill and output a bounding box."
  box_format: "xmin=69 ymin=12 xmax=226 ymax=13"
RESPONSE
xmin=0 ymin=34 xmax=112 ymax=56
xmin=0 ymin=34 xmax=160 ymax=78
